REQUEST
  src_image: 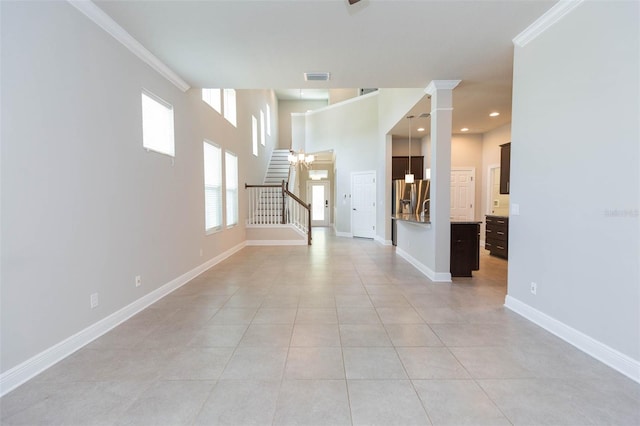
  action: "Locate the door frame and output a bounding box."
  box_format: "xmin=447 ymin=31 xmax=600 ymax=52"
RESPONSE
xmin=306 ymin=180 xmax=330 ymax=227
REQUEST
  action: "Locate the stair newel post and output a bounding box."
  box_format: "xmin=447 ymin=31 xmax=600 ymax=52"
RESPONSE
xmin=281 ymin=180 xmax=286 ymax=225
xmin=307 ymin=203 xmax=312 ymax=245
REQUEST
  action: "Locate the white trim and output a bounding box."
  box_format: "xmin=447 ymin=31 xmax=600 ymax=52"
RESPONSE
xmin=513 ymin=0 xmax=584 ymax=47
xmin=425 ymin=80 xmax=461 ymax=95
xmin=335 ymin=231 xmax=353 ymax=238
xmin=505 ymin=295 xmax=640 ymax=384
xmin=246 ymin=240 xmax=307 ymax=246
xmin=374 ymin=235 xmax=392 ymax=246
xmin=305 ymin=90 xmax=379 ymax=116
xmin=67 ymin=0 xmax=190 ymax=92
xmin=396 ymin=247 xmax=452 ymax=283
xmin=0 ymin=242 xmax=245 ymax=397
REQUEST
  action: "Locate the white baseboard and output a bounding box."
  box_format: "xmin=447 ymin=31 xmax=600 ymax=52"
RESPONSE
xmin=395 ymin=247 xmax=452 ymax=283
xmin=0 ymin=241 xmax=246 ymax=397
xmin=335 ymin=231 xmax=353 ymax=238
xmin=505 ymin=295 xmax=640 ymax=384
xmin=246 ymin=240 xmax=306 ymax=246
xmin=374 ymin=235 xmax=393 ymax=246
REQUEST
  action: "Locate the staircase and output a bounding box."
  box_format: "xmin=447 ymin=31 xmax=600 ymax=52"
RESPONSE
xmin=264 ymin=149 xmax=291 ymax=184
xmin=251 ymin=150 xmax=291 ymax=225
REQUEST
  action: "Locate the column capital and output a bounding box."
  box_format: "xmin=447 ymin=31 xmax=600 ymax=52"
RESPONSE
xmin=424 ymin=80 xmax=461 ymax=95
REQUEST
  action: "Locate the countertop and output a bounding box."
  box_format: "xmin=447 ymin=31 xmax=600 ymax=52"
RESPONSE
xmin=392 ymin=214 xmax=481 ymax=226
xmin=392 ymin=214 xmax=430 ymax=225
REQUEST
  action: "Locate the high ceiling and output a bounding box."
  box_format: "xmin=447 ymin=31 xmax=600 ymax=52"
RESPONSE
xmin=93 ymin=0 xmax=556 ymax=136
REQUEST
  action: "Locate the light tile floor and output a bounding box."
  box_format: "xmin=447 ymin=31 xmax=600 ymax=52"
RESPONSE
xmin=2 ymin=229 xmax=639 ymax=425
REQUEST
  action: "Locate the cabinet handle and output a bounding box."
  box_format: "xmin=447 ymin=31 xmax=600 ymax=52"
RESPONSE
xmin=497 ymin=245 xmax=505 ymax=250
xmin=497 ymin=231 xmax=505 ymax=235
xmin=497 ymin=220 xmax=505 ymax=224
xmin=486 ymin=230 xmax=492 ymax=233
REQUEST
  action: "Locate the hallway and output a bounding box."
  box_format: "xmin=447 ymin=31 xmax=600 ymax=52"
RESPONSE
xmin=2 ymin=229 xmax=638 ymax=425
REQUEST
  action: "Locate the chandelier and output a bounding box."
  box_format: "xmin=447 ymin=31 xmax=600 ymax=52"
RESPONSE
xmin=288 ymin=150 xmax=315 ymax=168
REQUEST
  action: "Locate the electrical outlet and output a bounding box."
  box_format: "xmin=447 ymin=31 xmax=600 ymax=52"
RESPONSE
xmin=199 ymin=249 xmax=203 ymax=257
xmin=90 ymin=293 xmax=99 ymax=308
xmin=531 ymin=282 xmax=537 ymax=295
xmin=135 ymin=275 xmax=142 ymax=287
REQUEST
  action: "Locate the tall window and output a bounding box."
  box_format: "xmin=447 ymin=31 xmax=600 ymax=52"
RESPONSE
xmin=203 ymin=141 xmax=222 ymax=233
xmin=260 ymin=110 xmax=266 ymax=146
xmin=266 ymin=104 xmax=271 ymax=136
xmin=223 ymin=88 xmax=237 ymax=127
xmin=225 ymin=151 xmax=238 ymax=227
xmin=202 ymin=88 xmax=221 ymax=114
xmin=252 ymin=115 xmax=258 ymax=157
xmin=141 ymin=91 xmax=174 ymax=157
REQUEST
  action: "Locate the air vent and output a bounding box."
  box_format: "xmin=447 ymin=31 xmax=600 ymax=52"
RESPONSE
xmin=359 ymin=88 xmax=378 ymax=96
xmin=304 ymin=72 xmax=331 ymax=81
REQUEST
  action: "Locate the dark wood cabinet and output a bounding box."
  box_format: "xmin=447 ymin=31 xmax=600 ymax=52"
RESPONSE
xmin=392 ymin=156 xmax=424 ymax=180
xmin=450 ymin=223 xmax=480 ymax=277
xmin=499 ymin=143 xmax=511 ymax=194
xmin=485 ymin=215 xmax=508 ymax=259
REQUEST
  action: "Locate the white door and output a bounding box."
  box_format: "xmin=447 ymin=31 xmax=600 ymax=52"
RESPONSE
xmin=450 ymin=168 xmax=475 ymax=221
xmin=351 ymin=171 xmax=376 ymax=239
xmin=307 ymin=181 xmax=330 ymax=227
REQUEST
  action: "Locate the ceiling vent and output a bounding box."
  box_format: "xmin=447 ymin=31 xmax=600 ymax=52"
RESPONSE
xmin=304 ymin=72 xmax=331 ymax=82
xmin=359 ymin=88 xmax=378 ymax=96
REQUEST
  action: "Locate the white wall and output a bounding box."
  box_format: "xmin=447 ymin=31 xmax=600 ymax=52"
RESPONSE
xmin=303 ymin=95 xmax=379 ymax=234
xmin=481 ymin=124 xmax=511 ymax=219
xmin=278 ymin=100 xmax=327 ymax=149
xmin=0 ymin=2 xmax=277 ymax=374
xmin=508 ymin=0 xmax=639 ymax=368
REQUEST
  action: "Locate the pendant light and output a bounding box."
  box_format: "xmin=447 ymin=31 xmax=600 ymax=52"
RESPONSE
xmin=405 ymin=115 xmax=415 ymax=183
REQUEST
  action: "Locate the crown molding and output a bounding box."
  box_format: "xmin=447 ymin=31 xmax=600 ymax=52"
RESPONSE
xmin=513 ymin=0 xmax=584 ymax=47
xmin=424 ymin=80 xmax=461 ymax=95
xmin=67 ymin=0 xmax=191 ymax=92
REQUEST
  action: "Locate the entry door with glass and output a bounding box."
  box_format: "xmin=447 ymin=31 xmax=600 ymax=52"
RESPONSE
xmin=307 ymin=181 xmax=330 ymax=227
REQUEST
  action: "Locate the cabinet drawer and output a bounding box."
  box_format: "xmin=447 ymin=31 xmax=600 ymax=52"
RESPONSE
xmin=485 ymin=226 xmax=507 ymax=241
xmin=491 ymin=243 xmax=508 ymax=258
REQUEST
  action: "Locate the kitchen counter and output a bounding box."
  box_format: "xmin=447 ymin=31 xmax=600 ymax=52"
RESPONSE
xmin=392 ymin=214 xmax=431 ymax=225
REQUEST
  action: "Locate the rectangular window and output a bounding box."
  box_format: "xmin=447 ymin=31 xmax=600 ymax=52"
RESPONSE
xmin=260 ymin=110 xmax=266 ymax=146
xmin=225 ymin=151 xmax=238 ymax=227
xmin=223 ymin=88 xmax=237 ymax=127
xmin=252 ymin=115 xmax=258 ymax=157
xmin=203 ymin=141 xmax=222 ymax=233
xmin=202 ymin=88 xmax=221 ymax=114
xmin=141 ymin=91 xmax=174 ymax=157
xmin=266 ymin=104 xmax=271 ymax=136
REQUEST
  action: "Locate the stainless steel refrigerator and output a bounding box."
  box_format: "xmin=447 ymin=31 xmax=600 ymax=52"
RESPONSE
xmin=392 ymin=179 xmax=430 ymax=216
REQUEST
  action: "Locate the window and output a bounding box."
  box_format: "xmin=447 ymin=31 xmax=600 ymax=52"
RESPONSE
xmin=266 ymin=104 xmax=271 ymax=136
xmin=223 ymin=88 xmax=237 ymax=127
xmin=252 ymin=115 xmax=258 ymax=157
xmin=260 ymin=110 xmax=266 ymax=146
xmin=141 ymin=91 xmax=174 ymax=157
xmin=225 ymin=151 xmax=238 ymax=227
xmin=202 ymin=88 xmax=221 ymax=114
xmin=203 ymin=141 xmax=222 ymax=233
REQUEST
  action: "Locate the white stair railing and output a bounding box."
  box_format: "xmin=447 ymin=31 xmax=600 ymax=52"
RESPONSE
xmin=245 ymin=181 xmax=311 ymax=245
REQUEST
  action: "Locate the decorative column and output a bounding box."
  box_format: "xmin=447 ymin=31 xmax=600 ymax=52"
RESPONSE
xmin=425 ymin=80 xmax=461 ymax=281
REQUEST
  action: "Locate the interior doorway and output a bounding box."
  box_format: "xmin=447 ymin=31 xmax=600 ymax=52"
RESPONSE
xmin=450 ymin=167 xmax=475 ymax=221
xmin=351 ymin=171 xmax=376 ymax=239
xmin=307 ymin=180 xmax=330 ymax=227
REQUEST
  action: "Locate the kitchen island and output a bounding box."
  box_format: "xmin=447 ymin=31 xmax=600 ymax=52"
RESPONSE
xmin=392 ymin=215 xmax=481 ymax=278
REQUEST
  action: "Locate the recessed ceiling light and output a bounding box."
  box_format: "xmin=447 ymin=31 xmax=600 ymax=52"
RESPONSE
xmin=417 ymin=127 xmax=425 ymax=132
xmin=489 ymin=112 xmax=500 ymax=117
xmin=461 ymin=128 xmax=469 ymax=132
